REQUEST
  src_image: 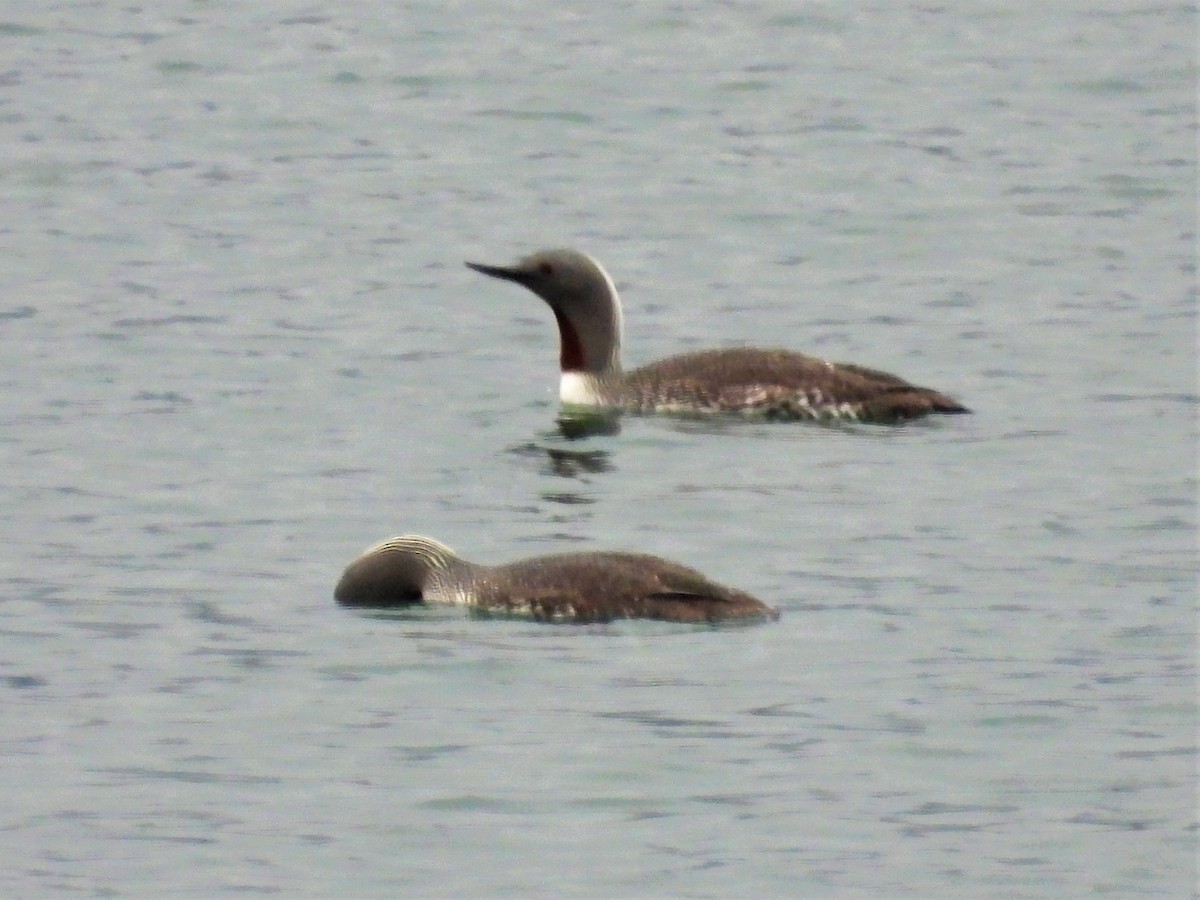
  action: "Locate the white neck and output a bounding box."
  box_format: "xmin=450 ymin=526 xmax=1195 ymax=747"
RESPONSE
xmin=560 ymin=371 xmax=610 ymax=406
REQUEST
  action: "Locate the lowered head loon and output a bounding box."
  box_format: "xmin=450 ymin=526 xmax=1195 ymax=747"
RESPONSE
xmin=466 ymin=248 xmax=970 ymax=423
xmin=335 ymin=534 xmax=778 ymax=624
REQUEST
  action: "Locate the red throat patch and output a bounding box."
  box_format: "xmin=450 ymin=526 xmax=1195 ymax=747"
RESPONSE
xmin=552 ymin=308 xmax=585 ymax=372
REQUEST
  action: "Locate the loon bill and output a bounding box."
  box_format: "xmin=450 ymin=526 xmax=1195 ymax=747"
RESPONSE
xmin=466 ymin=248 xmax=971 ymax=424
xmin=335 ymin=534 xmax=778 ymax=624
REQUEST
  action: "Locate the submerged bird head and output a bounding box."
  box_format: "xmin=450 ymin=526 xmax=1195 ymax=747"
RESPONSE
xmin=334 ymin=534 xmax=464 ymax=608
xmin=466 ymin=248 xmax=624 ymax=376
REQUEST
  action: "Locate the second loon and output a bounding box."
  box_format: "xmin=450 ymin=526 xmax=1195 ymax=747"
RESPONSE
xmin=466 ymin=248 xmax=970 ymax=424
xmin=335 ymin=534 xmax=777 ymax=624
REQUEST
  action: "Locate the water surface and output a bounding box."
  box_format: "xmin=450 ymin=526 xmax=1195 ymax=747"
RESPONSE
xmin=1 ymin=1 xmax=1195 ymax=896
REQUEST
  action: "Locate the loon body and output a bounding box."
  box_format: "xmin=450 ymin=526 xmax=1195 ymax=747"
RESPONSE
xmin=466 ymin=248 xmax=970 ymax=423
xmin=335 ymin=534 xmax=777 ymax=624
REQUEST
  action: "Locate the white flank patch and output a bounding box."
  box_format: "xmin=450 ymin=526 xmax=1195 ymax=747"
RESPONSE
xmin=836 ymin=401 xmax=861 ymax=420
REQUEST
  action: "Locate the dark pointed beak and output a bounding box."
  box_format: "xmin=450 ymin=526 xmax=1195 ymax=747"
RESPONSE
xmin=465 ymin=260 xmax=532 ymax=285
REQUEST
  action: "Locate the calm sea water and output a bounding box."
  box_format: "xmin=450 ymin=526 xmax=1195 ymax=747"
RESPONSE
xmin=2 ymin=1 xmax=1195 ymax=896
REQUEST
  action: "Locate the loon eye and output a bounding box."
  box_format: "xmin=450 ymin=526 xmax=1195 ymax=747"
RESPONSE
xmin=538 ymin=261 xmax=554 ymax=276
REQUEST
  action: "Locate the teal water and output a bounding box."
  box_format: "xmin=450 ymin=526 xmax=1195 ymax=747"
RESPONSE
xmin=1 ymin=2 xmax=1195 ymax=896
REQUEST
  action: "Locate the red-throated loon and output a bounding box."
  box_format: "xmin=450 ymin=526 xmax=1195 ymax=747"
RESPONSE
xmin=334 ymin=534 xmax=778 ymax=624
xmin=465 ymin=248 xmax=970 ymax=423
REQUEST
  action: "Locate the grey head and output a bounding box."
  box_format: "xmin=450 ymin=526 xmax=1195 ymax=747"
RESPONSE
xmin=466 ymin=248 xmax=624 ymax=375
xmin=334 ymin=534 xmax=467 ymax=607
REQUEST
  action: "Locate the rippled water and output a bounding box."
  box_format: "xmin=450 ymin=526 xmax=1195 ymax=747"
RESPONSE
xmin=2 ymin=2 xmax=1195 ymax=896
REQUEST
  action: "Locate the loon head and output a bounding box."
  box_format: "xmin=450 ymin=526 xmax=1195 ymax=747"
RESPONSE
xmin=334 ymin=534 xmax=464 ymax=608
xmin=466 ymin=248 xmax=624 ymax=376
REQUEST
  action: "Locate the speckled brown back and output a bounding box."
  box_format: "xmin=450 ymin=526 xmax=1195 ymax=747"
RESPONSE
xmin=468 ymin=551 xmax=777 ymax=624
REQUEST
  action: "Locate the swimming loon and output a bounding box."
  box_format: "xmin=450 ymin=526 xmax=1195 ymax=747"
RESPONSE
xmin=334 ymin=534 xmax=778 ymax=624
xmin=466 ymin=248 xmax=970 ymax=423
